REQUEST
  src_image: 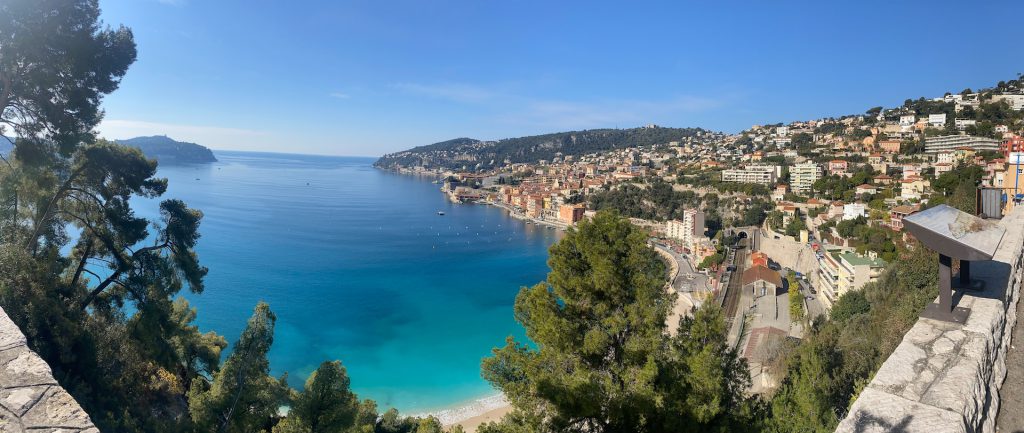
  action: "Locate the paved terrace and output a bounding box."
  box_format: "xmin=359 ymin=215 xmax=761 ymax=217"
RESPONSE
xmin=0 ymin=309 xmax=97 ymax=432
xmin=835 ymin=205 xmax=1024 ymax=433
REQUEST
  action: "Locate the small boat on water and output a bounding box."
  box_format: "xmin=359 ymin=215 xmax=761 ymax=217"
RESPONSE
xmin=437 ymin=211 xmax=445 ymax=215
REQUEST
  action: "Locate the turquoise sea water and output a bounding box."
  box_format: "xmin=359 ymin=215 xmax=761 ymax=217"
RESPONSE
xmin=139 ymin=151 xmax=559 ymax=413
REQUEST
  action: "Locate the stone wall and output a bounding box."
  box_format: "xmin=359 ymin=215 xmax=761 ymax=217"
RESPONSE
xmin=0 ymin=309 xmax=97 ymax=432
xmin=835 ymin=206 xmax=1024 ymax=433
xmin=757 ymin=228 xmax=818 ymax=275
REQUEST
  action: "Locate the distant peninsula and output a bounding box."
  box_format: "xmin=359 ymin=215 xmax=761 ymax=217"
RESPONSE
xmin=374 ymin=126 xmax=719 ymax=172
xmin=117 ymin=135 xmax=217 ymax=164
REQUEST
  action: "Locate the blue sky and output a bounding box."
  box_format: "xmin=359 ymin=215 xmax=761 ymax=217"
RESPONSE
xmin=95 ymin=0 xmax=1024 ymax=156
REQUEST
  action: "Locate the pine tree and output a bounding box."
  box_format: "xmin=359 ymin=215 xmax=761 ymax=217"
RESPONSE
xmin=274 ymin=361 xmax=359 ymax=433
xmin=481 ymin=211 xmax=757 ymax=433
xmin=189 ymin=302 xmax=288 ymax=433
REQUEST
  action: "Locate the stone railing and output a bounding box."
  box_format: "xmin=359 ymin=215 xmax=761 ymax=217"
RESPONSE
xmin=835 ymin=205 xmax=1024 ymax=433
xmin=0 ymin=309 xmax=98 ymax=432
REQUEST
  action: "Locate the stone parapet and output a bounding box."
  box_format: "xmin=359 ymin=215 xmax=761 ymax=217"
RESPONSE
xmin=835 ymin=206 xmax=1024 ymax=433
xmin=0 ymin=309 xmax=97 ymax=433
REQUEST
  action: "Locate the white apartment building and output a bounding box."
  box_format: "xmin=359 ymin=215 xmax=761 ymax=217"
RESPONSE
xmin=924 ymin=135 xmax=1001 ymax=153
xmin=955 ymin=118 xmax=977 ymax=131
xmin=666 ymin=219 xmax=686 ymax=241
xmin=817 ymin=249 xmax=843 ymax=310
xmin=776 ymin=126 xmax=789 ymax=136
xmin=899 ymin=114 xmax=917 ymax=126
xmin=836 ymin=252 xmax=886 ymax=303
xmin=665 ymin=209 xmax=705 ymax=248
xmin=721 ymin=165 xmax=781 ymax=185
xmin=928 ymin=113 xmax=947 ymax=127
xmin=992 ymin=94 xmax=1024 ymax=111
xmin=842 ymin=203 xmax=866 ymax=221
xmin=818 ymin=250 xmax=887 ymax=311
xmin=790 ymin=162 xmax=822 ymax=193
xmin=681 ymin=209 xmax=704 ymax=246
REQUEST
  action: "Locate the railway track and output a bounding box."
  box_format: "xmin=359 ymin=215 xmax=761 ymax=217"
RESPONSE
xmin=722 ymin=239 xmax=749 ymax=322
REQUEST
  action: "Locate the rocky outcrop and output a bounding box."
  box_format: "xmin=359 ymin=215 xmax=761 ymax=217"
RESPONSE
xmin=0 ymin=309 xmax=97 ymax=433
xmin=835 ymin=206 xmax=1024 ymax=433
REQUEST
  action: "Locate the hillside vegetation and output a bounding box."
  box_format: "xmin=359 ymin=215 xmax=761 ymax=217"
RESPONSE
xmin=375 ymin=127 xmax=713 ymax=171
xmin=117 ymin=135 xmax=218 ymax=164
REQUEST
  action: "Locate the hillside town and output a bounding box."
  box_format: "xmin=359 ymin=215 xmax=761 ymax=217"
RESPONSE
xmin=385 ymin=77 xmax=1024 ymax=392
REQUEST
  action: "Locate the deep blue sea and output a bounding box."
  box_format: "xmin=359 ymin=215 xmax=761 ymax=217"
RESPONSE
xmin=137 ymin=151 xmax=559 ymax=413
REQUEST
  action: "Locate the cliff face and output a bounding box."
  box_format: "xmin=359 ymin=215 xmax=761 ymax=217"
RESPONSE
xmin=117 ymin=136 xmax=218 ymax=164
xmin=0 ymin=308 xmax=98 ymax=432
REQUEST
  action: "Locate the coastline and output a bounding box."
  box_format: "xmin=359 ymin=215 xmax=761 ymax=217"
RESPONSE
xmin=376 ymin=167 xmax=530 ymax=431
xmin=412 ymin=394 xmax=512 ymax=431
xmin=479 ymin=200 xmax=570 ymax=230
xmin=376 ymin=165 xmax=571 ymax=231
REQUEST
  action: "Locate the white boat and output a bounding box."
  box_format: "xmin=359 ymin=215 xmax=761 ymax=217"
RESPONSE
xmin=437 ymin=211 xmax=445 ymax=215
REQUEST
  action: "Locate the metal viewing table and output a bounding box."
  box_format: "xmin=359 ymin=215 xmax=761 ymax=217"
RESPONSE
xmin=902 ymin=205 xmax=1005 ymax=323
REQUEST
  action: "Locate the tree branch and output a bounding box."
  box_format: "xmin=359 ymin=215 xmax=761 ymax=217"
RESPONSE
xmin=78 ymin=240 xmax=169 ymax=311
xmin=26 ymin=166 xmax=85 ymax=253
xmin=66 ymin=240 xmax=94 ymax=294
xmin=0 ymin=73 xmax=12 ymax=119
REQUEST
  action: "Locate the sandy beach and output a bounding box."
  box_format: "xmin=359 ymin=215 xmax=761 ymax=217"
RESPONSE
xmin=412 ymin=394 xmax=512 ymax=432
xmin=450 ymin=404 xmax=512 ymax=432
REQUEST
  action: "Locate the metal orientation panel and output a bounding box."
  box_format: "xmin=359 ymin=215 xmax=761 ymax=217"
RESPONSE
xmin=903 ymin=204 xmax=1004 ymax=262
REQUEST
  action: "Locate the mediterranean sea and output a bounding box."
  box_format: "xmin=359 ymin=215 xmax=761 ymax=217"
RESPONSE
xmin=137 ymin=151 xmax=559 ymax=413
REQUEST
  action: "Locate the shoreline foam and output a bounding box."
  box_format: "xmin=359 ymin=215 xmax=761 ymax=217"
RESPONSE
xmin=412 ymin=393 xmax=510 ymax=426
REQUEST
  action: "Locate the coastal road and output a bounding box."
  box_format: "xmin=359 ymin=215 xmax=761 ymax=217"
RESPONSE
xmin=655 ymin=244 xmax=710 ymax=294
xmin=798 ymin=279 xmax=825 ymax=320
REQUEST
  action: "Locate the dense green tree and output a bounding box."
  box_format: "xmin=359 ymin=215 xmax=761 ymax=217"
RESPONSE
xmin=590 ymin=179 xmax=702 ymax=221
xmin=784 ymin=213 xmax=807 ymax=238
xmin=698 ymin=253 xmax=725 ymax=270
xmin=0 ymin=0 xmax=136 ymax=158
xmin=768 ymin=246 xmax=938 ymax=432
xmin=946 ymin=180 xmax=978 ymax=214
xmin=787 ymin=273 xmax=803 ymax=322
xmin=664 ymin=305 xmax=756 ymax=427
xmin=189 ymin=302 xmax=289 ymax=433
xmin=168 ymin=298 xmax=229 ymax=392
xmin=0 ymin=140 xmax=214 ymax=432
xmin=275 ymin=361 xmax=359 ymax=433
xmin=827 ymin=291 xmax=870 ymax=324
xmin=737 ymin=198 xmax=772 ymax=227
xmin=481 ymin=211 xmax=756 ymax=433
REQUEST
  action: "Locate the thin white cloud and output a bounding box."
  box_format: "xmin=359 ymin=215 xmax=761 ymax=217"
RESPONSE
xmin=156 ymin=0 xmax=187 ymax=6
xmin=392 ymin=82 xmax=497 ymax=103
xmin=329 ymin=92 xmax=351 ymax=99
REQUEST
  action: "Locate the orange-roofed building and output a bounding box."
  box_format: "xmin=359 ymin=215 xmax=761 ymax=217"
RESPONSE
xmin=742 ymin=265 xmax=784 ymax=296
xmin=751 ymin=251 xmax=770 ymax=268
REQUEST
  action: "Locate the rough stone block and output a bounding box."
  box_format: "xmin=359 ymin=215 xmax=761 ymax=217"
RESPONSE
xmin=836 ymin=388 xmax=966 ymax=433
xmin=20 ymin=387 xmax=95 ymax=430
xmin=0 ymin=346 xmax=56 ymax=388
